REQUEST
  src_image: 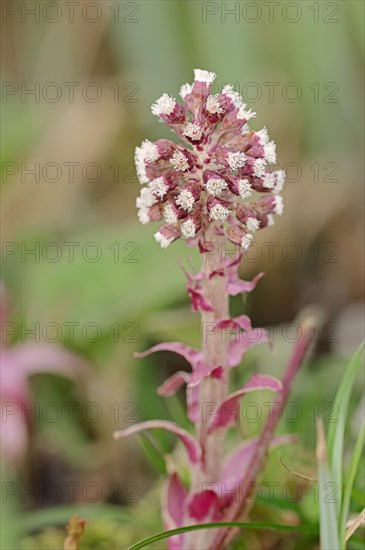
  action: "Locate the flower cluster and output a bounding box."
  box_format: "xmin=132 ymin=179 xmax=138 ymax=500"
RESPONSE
xmin=135 ymin=69 xmax=285 ymax=250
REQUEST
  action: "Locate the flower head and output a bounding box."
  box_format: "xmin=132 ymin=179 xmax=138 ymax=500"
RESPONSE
xmin=151 ymin=93 xmax=176 ymax=116
xmin=135 ymin=69 xmax=286 ymax=248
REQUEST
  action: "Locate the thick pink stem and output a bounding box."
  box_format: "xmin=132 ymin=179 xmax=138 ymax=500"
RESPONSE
xmin=185 ymin=229 xmax=229 ymax=550
xmin=198 ymin=229 xmax=230 ymax=482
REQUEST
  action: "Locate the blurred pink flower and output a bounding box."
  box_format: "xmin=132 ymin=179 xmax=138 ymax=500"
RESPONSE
xmin=0 ymin=283 xmax=86 ymax=464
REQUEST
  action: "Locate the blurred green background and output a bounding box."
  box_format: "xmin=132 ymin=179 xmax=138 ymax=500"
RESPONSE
xmin=1 ymin=1 xmax=364 ymax=548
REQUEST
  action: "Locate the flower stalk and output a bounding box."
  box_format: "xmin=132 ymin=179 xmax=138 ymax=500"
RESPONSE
xmin=199 ymin=230 xmax=229 ymax=480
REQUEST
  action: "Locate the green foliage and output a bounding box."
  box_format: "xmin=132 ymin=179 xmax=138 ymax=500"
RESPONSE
xmin=327 ymin=342 xmax=364 ymax=507
xmin=317 ymin=420 xmax=341 ymax=550
xmin=318 ymin=343 xmax=364 ymax=549
xmin=341 ymin=423 xmax=365 ymax=546
xmin=127 ymin=521 xmax=319 ymax=550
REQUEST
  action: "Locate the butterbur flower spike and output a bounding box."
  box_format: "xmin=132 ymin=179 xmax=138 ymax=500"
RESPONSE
xmin=116 ymin=70 xmax=311 ymax=550
xmin=135 ymin=68 xmax=285 ymax=251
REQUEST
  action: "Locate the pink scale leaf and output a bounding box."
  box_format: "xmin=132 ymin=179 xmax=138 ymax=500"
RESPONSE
xmin=210 ymin=366 xmax=225 ymax=379
xmin=158 ymin=369 xmax=224 ymax=423
xmin=219 ymin=434 xmax=297 ymax=505
xmin=179 ymin=261 xmax=204 ymax=282
xmin=113 ymin=420 xmax=201 ymax=464
xmin=157 ymin=371 xmax=191 ymax=396
xmin=185 ymin=271 xmax=204 ymax=282
xmin=214 ymin=314 xmax=252 ymax=332
xmin=186 ymin=490 xmax=221 ymax=523
xmin=187 ymin=284 xmax=214 ymax=312
xmin=189 ymin=364 xmax=219 ymax=386
xmin=162 ymin=473 xmax=188 ymax=550
xmin=183 ymin=490 xmax=223 ymax=549
xmin=226 ymin=272 xmax=265 ymax=296
xmin=228 ymin=328 xmax=269 ymax=367
xmin=157 ymin=367 xmax=224 ymax=424
xmin=209 ymin=254 xmax=242 ymax=280
xmin=186 ymin=383 xmax=200 ymax=423
xmin=134 ymin=342 xmax=203 ymax=372
xmin=157 ymin=371 xmax=199 ymax=423
xmin=208 ymin=374 xmax=282 ymax=433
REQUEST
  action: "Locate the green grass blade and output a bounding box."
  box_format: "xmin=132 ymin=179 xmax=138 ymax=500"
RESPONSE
xmin=327 ymin=342 xmax=364 ymax=509
xmin=350 ymin=487 xmax=365 ymax=507
xmin=127 ymin=521 xmax=318 ymax=550
xmin=340 ymin=421 xmax=365 ymax=545
xmin=317 ymin=419 xmax=341 ymax=550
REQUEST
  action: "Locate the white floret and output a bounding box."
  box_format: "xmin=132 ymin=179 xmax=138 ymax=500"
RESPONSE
xmin=135 ymin=140 xmax=159 ymax=184
xmin=241 ymin=123 xmax=250 ymax=135
xmin=210 ymin=204 xmax=229 ymax=221
xmin=181 ymin=219 xmax=196 ymax=239
xmin=149 ymin=176 xmax=168 ymax=198
xmin=176 ymin=190 xmax=195 ymax=211
xmin=222 ymin=85 xmax=243 ymax=108
xmin=273 ymin=170 xmax=285 ymax=194
xmin=183 ymin=123 xmax=203 ymax=141
xmin=228 ymin=152 xmax=246 ymax=170
xmin=253 ymin=158 xmax=267 ymax=178
xmin=151 ymin=93 xmax=176 ymax=116
xmin=194 ymin=69 xmax=216 ymax=83
xmin=263 ymin=172 xmax=275 ymax=189
xmin=256 ymin=127 xmax=269 ymax=145
xmin=180 ymin=83 xmax=192 ymax=99
xmin=171 ymin=151 xmax=189 ymax=172
xmin=137 ymin=208 xmax=150 ymax=225
xmin=246 ymin=217 xmax=260 ymax=233
xmin=241 ymin=234 xmax=253 ymax=250
xmin=267 ymin=214 xmax=275 ymax=226
xmin=135 ymin=161 xmax=148 ymax=184
xmin=274 ymin=195 xmax=284 ymax=216
xmin=237 ymin=106 xmax=256 ymax=121
xmin=164 ymin=204 xmax=178 ymax=225
xmin=238 ymin=179 xmax=252 ymax=199
xmin=205 ymin=94 xmax=224 ymax=115
xmin=264 ymin=141 xmax=277 ymax=163
xmin=205 ymin=178 xmax=227 ymax=195
xmin=136 ymin=187 xmax=155 ymax=208
xmin=154 ymin=232 xmax=173 ymax=248
xmin=141 ymin=140 xmax=159 ymax=161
